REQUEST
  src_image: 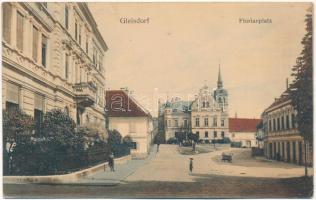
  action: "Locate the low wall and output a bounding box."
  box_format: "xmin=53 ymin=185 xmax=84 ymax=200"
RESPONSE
xmin=4 ymin=154 xmax=131 ymax=184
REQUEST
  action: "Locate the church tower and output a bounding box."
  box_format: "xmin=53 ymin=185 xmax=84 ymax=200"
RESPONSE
xmin=214 ymin=65 xmax=228 ymax=110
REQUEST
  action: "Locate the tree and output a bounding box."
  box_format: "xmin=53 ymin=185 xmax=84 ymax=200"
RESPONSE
xmin=289 ymin=9 xmax=312 ymax=176
xmin=39 ymin=109 xmax=84 ymax=174
xmin=3 ymin=109 xmax=34 ymax=175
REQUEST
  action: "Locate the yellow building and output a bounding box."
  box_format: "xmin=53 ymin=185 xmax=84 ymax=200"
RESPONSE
xmin=2 ymin=2 xmax=108 ymax=137
xmin=262 ymin=89 xmax=312 ymax=166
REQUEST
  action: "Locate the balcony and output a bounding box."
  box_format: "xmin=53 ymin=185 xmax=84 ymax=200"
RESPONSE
xmin=73 ymin=82 xmax=96 ymax=107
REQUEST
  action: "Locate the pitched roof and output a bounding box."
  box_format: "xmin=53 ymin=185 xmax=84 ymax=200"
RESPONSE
xmin=229 ymin=118 xmax=262 ymax=132
xmin=105 ymin=90 xmax=151 ymax=118
xmin=263 ymin=90 xmax=291 ymax=113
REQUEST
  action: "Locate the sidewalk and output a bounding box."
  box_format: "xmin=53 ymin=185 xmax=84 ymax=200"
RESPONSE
xmin=76 ymin=145 xmax=158 ymax=186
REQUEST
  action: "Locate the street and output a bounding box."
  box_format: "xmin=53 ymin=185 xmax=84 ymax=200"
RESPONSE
xmin=3 ymin=144 xmax=313 ymax=198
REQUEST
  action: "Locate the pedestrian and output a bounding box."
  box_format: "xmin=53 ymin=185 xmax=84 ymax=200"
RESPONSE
xmin=109 ymin=153 xmax=115 ymax=172
xmin=189 ymin=158 xmax=193 ymax=173
xmin=157 ymin=142 xmax=160 ymax=153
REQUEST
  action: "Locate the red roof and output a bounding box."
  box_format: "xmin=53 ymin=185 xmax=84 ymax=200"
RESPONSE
xmin=229 ymin=118 xmax=261 ymax=132
xmin=105 ymin=90 xmax=151 ymax=118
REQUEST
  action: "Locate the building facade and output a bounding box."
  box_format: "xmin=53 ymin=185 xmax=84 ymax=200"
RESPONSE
xmin=105 ymin=90 xmax=153 ymax=158
xmin=2 ymin=2 xmax=108 ymax=137
xmin=261 ymin=89 xmax=313 ymax=165
xmin=159 ymin=98 xmax=191 ymax=141
xmin=191 ymin=68 xmax=229 ymax=142
xmin=229 ymin=118 xmax=261 ymax=148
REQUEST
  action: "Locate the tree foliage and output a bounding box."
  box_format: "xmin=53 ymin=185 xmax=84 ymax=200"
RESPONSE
xmin=289 ymin=11 xmax=313 ymax=144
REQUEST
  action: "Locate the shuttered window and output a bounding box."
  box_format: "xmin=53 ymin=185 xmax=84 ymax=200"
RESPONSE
xmin=6 ymin=82 xmax=19 ymax=104
xmin=2 ymin=3 xmax=12 ymax=43
xmin=32 ymin=26 xmax=38 ymax=62
xmin=34 ymin=93 xmax=44 ymax=111
xmin=16 ymin=11 xmax=24 ymax=51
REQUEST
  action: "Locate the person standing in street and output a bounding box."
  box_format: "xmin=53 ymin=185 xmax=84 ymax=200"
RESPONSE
xmin=157 ymin=142 xmax=160 ymax=153
xmin=189 ymin=158 xmax=193 ymax=173
xmin=109 ymin=153 xmax=115 ymax=172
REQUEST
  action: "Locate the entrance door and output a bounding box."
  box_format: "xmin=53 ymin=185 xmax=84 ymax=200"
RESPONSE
xmin=287 ymin=142 xmax=291 ymax=162
xmin=299 ymin=141 xmax=303 ymax=165
xmin=269 ymin=143 xmax=272 ymax=159
xmin=293 ymin=141 xmax=296 ymax=164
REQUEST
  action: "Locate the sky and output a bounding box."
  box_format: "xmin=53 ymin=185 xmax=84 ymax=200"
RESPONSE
xmin=88 ymin=3 xmax=311 ymax=118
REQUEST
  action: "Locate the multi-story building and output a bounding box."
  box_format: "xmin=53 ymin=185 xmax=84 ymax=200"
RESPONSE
xmin=261 ymin=89 xmax=312 ymax=165
xmin=2 ymin=3 xmax=108 ymax=137
xmin=191 ymin=68 xmax=229 ymax=142
xmin=159 ymin=98 xmax=191 ymax=140
xmin=105 ymin=89 xmax=153 ymax=158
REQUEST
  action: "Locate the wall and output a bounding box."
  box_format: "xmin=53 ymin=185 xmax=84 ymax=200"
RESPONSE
xmin=109 ymin=116 xmax=152 ymax=158
xmin=230 ymin=131 xmax=257 ymax=147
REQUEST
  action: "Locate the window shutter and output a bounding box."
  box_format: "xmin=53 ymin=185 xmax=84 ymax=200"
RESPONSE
xmin=32 ymin=26 xmax=38 ymax=62
xmin=16 ymin=11 xmax=24 ymax=50
xmin=6 ymin=83 xmax=19 ymax=104
xmin=2 ymin=3 xmax=12 ymax=43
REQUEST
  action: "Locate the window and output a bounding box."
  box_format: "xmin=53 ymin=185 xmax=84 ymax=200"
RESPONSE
xmin=204 ymin=118 xmax=208 ymax=126
xmin=213 ymin=118 xmax=217 ymax=127
xmin=16 ymin=11 xmax=24 ymax=51
xmin=75 ymin=20 xmax=78 ymax=41
xmin=205 ymin=131 xmax=208 ymax=138
xmin=286 ymin=115 xmax=290 ymax=129
xmin=277 ymin=118 xmax=280 ymax=131
xmin=214 ymin=131 xmax=217 ymax=138
xmin=174 ymin=119 xmax=178 ymax=127
xmin=273 ymin=118 xmax=276 ymax=132
xmin=131 ymin=142 xmax=137 ymax=149
xmin=129 ymin=123 xmax=136 ymax=133
xmin=65 ymin=53 xmax=69 ymax=79
xmin=221 ymin=119 xmax=225 ymax=127
xmin=269 ymin=120 xmax=272 ymax=132
xmin=79 ymin=25 xmax=82 ymax=45
xmin=41 ymin=35 xmax=47 ymax=67
xmin=221 ymin=131 xmax=225 ymax=138
xmin=2 ymin=3 xmax=12 ymax=43
xmin=291 ymin=113 xmax=295 ymax=128
xmin=32 ymin=26 xmax=38 ymax=62
xmin=6 ymin=83 xmax=19 ymax=112
xmin=195 ymin=118 xmax=200 ymax=127
xmin=34 ymin=94 xmax=44 ymax=135
xmin=65 ymin=5 xmax=69 ymax=29
xmin=281 ymin=116 xmax=284 ymax=130
xmin=85 ymin=36 xmax=89 ymax=53
xmin=196 ymin=131 xmax=199 ymax=138
xmin=184 ymin=119 xmax=188 ymax=128
xmin=202 ymin=102 xmax=205 ymax=108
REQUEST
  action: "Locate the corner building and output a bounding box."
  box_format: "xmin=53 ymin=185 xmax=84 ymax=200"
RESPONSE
xmin=2 ymin=3 xmax=108 ymax=136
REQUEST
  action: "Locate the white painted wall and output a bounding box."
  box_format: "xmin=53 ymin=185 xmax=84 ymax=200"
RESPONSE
xmin=230 ymin=131 xmax=258 ymax=147
xmin=109 ymin=116 xmax=153 ymax=158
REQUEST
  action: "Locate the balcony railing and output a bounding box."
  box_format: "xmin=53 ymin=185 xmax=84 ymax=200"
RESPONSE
xmin=73 ymin=82 xmax=96 ymax=107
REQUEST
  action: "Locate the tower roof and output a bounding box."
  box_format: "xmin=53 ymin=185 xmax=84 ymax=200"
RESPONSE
xmin=217 ymin=65 xmax=223 ymax=89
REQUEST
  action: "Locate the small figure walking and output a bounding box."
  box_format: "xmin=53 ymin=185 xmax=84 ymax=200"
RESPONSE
xmin=189 ymin=158 xmax=193 ymax=173
xmin=157 ymin=142 xmax=160 ymax=153
xmin=109 ymin=153 xmax=115 ymax=172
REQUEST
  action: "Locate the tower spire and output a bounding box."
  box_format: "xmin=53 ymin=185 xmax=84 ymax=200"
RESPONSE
xmin=217 ymin=63 xmax=223 ymax=89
